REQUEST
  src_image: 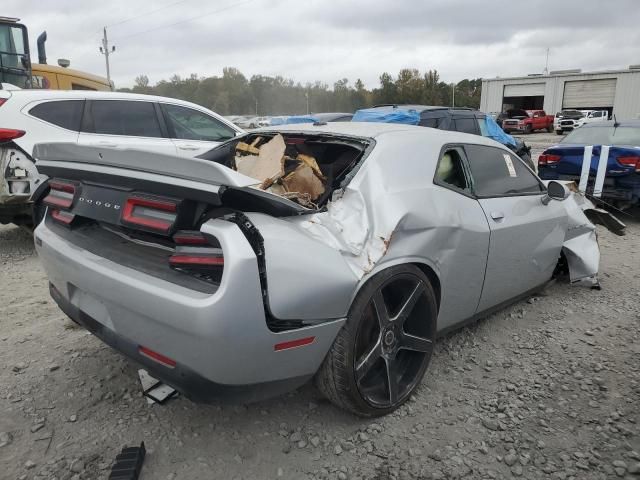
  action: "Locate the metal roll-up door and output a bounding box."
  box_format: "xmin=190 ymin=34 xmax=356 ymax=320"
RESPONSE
xmin=562 ymin=79 xmax=616 ymax=108
xmin=503 ymin=83 xmax=545 ymax=97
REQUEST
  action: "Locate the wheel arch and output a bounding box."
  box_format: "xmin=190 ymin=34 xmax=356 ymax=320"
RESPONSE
xmin=353 ymin=257 xmax=442 ymax=315
xmin=411 ymin=262 xmax=441 ymax=314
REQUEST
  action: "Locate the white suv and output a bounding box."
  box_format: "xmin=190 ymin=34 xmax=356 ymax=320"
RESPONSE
xmin=0 ymin=90 xmax=243 ymax=225
xmin=576 ymin=110 xmax=609 ymax=127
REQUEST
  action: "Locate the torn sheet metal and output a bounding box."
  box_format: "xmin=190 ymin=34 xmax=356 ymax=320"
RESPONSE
xmin=1 ymin=146 xmax=45 ymax=204
xmin=297 ymin=173 xmax=397 ymax=278
xmin=557 ymin=184 xmax=602 ymax=283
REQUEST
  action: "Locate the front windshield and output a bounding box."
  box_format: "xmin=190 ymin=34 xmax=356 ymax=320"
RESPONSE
xmin=562 ymin=125 xmax=640 ymax=146
xmin=0 ymin=23 xmax=31 ymax=88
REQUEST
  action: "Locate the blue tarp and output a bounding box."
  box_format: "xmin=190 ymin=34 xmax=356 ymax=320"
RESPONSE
xmin=352 ymin=108 xmax=420 ymax=125
xmin=269 ymin=116 xmax=287 ymax=126
xmin=483 ymin=115 xmax=516 ymax=146
xmin=284 ymin=115 xmax=319 ymax=124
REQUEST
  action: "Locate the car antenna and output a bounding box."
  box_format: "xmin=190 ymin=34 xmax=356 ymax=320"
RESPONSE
xmin=613 ymin=114 xmax=620 ymax=127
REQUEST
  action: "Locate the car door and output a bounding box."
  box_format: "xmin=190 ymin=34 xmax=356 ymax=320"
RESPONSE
xmin=430 ymin=145 xmax=491 ymax=330
xmin=161 ymin=103 xmax=238 ymax=157
xmin=78 ymin=99 xmax=177 ymax=155
xmin=532 ymin=111 xmax=544 ymax=130
xmin=463 ymin=144 xmax=567 ymax=312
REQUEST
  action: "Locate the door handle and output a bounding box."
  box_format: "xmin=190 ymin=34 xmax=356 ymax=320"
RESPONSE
xmin=178 ymin=144 xmax=200 ymax=151
xmin=490 ymin=211 xmax=505 ymax=221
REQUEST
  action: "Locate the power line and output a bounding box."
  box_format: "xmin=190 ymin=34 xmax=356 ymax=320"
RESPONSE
xmin=105 ymin=0 xmax=194 ymax=29
xmin=112 ymin=0 xmax=257 ymax=41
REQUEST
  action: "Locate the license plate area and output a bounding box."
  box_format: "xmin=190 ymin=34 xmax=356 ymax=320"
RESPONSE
xmin=69 ymin=284 xmax=115 ymax=331
xmin=72 ymin=184 xmax=129 ymax=224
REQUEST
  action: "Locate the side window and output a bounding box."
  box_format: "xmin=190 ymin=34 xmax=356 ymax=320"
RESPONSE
xmin=420 ymin=116 xmax=445 ymax=129
xmin=163 ymin=104 xmax=236 ymax=142
xmin=452 ymin=117 xmax=479 ymax=135
xmin=464 ymin=144 xmax=544 ymax=197
xmin=29 ymin=100 xmax=84 ymax=131
xmin=476 ymin=116 xmax=488 ymax=136
xmin=434 ymin=147 xmax=469 ymax=193
xmin=87 ymin=100 xmax=163 ymax=138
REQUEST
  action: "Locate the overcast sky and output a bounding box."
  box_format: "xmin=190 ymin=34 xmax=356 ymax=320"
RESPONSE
xmin=7 ymin=0 xmax=640 ymax=89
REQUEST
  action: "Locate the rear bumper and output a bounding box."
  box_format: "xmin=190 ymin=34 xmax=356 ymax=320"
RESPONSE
xmin=34 ymin=217 xmax=345 ymax=402
xmin=49 ymin=283 xmax=310 ymax=403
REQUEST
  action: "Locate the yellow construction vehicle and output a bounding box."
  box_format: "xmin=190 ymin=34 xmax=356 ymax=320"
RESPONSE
xmin=0 ymin=16 xmax=111 ymax=91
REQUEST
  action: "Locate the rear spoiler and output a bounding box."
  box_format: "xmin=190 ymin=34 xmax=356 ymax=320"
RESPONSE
xmin=33 ymin=142 xmax=311 ymax=216
xmin=33 ymin=143 xmax=257 ymax=188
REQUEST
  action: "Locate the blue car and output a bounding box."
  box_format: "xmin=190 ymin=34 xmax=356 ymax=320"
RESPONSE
xmin=538 ymin=121 xmax=640 ymax=208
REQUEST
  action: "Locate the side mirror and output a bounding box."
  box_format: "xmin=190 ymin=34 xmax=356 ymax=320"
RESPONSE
xmin=542 ymin=180 xmax=570 ymax=205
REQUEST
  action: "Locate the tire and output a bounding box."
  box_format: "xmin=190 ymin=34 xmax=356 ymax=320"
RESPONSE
xmin=555 ymin=130 xmax=563 ymax=135
xmin=547 ymin=125 xmax=553 ymax=133
xmin=524 ymin=124 xmax=533 ymax=134
xmin=315 ymin=264 xmax=437 ymax=417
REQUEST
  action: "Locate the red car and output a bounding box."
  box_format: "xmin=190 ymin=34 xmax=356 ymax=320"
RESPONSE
xmin=502 ymin=109 xmax=554 ymax=134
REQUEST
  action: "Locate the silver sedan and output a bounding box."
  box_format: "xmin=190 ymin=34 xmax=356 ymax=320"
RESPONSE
xmin=33 ymin=123 xmax=610 ymax=416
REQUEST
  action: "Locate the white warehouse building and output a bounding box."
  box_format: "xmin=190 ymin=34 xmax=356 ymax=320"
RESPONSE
xmin=480 ymin=66 xmax=640 ymax=120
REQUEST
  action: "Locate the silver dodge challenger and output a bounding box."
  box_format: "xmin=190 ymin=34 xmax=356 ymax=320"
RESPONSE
xmin=32 ymin=123 xmax=615 ymax=416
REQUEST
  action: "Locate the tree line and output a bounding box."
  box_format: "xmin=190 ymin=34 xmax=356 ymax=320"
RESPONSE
xmin=118 ymin=67 xmax=482 ymax=116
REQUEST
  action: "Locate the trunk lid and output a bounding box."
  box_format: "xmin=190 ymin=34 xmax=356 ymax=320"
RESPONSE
xmin=33 ymin=142 xmax=311 ymax=220
xmin=33 ymin=131 xmax=371 ymax=229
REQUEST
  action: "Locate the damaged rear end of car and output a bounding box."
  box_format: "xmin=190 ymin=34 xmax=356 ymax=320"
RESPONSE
xmin=32 ymin=131 xmax=373 ymax=403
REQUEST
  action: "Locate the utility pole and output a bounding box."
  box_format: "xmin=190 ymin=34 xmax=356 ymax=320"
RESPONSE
xmin=99 ymin=27 xmax=116 ymax=85
xmin=305 ymin=91 xmax=309 ymax=115
xmin=543 ymin=48 xmax=550 ymax=75
xmin=451 ymin=83 xmax=455 ymax=107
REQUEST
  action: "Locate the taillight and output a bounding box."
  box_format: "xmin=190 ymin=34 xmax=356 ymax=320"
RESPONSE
xmin=121 ymin=195 xmax=178 ymax=234
xmin=169 ymin=255 xmax=224 ymax=267
xmin=0 ymin=99 xmax=6 ymax=107
xmin=539 ymin=153 xmax=561 ymax=166
xmin=617 ymin=155 xmax=640 ymax=172
xmin=0 ymin=128 xmax=26 ymax=143
xmin=169 ymin=230 xmax=224 ymax=281
xmin=43 ymin=180 xmax=77 ymax=209
xmin=50 ymin=209 xmax=76 ymax=225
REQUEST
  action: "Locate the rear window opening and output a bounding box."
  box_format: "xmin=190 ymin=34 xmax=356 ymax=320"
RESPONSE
xmin=201 ymin=132 xmax=370 ymax=209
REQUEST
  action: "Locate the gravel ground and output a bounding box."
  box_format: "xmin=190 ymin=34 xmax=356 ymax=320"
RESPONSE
xmin=1 ymin=131 xmax=639 ymax=480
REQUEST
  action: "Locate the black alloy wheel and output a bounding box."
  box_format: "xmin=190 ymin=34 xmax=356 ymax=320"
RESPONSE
xmin=316 ymin=265 xmax=437 ymax=416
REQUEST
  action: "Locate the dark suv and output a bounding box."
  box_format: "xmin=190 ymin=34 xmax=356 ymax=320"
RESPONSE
xmin=357 ymin=105 xmax=533 ymax=169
